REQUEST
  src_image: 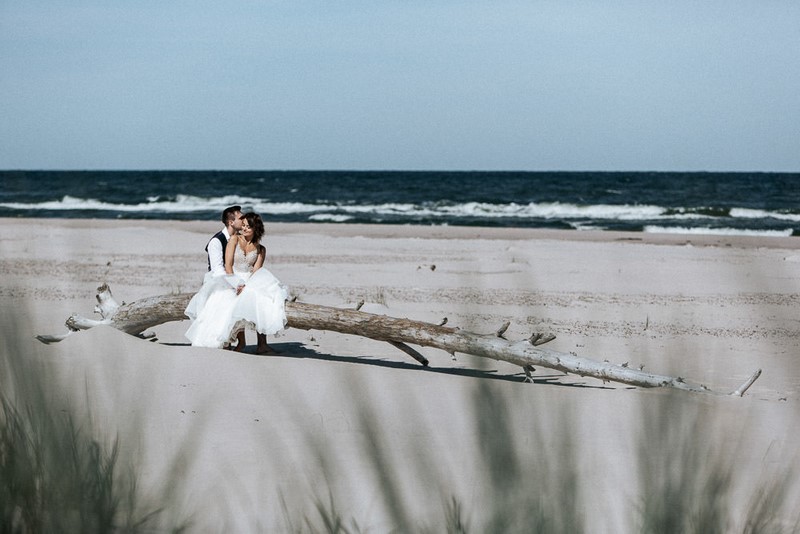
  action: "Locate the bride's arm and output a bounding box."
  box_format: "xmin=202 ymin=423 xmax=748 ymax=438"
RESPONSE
xmin=253 ymin=245 xmax=266 ymax=272
xmin=224 ymin=238 xmax=237 ymax=275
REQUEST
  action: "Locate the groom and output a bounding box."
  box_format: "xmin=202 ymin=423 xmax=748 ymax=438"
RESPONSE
xmin=206 ymin=205 xmax=242 ymax=275
xmin=205 ymin=205 xmax=269 ymax=352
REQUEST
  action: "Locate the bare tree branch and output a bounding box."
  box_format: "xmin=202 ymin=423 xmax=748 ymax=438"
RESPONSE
xmin=36 ymin=285 xmax=761 ymax=396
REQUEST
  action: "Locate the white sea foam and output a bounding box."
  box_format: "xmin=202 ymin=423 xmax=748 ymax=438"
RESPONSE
xmin=291 ymin=201 xmax=674 ymax=220
xmin=572 ymin=223 xmax=607 ymax=231
xmin=308 ymin=213 xmax=355 ymax=222
xmin=643 ymin=226 xmax=794 ymax=237
xmin=251 ymin=201 xmax=337 ymax=214
xmin=0 ymin=194 xmax=266 ymax=212
xmin=428 ymin=201 xmax=665 ymax=220
xmin=729 ymin=207 xmax=800 ymax=222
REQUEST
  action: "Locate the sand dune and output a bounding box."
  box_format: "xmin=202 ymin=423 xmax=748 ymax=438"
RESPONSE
xmin=2 ymin=218 xmax=798 ymax=531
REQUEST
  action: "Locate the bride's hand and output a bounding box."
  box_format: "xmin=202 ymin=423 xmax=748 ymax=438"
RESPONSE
xmin=236 ymin=284 xmax=245 ymax=295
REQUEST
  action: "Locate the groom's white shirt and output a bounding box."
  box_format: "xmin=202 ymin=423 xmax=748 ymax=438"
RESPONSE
xmin=207 ymin=227 xmax=232 ymax=277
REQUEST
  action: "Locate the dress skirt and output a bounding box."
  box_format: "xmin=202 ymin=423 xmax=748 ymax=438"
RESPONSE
xmin=185 ymin=269 xmax=288 ymax=348
xmin=229 ymin=268 xmax=289 ymax=340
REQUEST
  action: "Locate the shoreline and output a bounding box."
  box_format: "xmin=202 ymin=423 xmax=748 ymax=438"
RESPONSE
xmin=2 ymin=217 xmax=798 ymax=250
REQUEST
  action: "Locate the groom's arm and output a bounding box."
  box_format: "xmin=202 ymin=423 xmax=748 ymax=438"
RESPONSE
xmin=207 ymin=238 xmax=226 ymax=276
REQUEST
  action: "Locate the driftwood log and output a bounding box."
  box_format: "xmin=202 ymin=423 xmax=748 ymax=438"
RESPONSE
xmin=37 ymin=284 xmax=761 ymax=396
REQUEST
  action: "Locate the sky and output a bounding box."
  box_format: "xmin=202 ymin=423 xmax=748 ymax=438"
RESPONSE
xmin=1 ymin=1 xmax=798 ymax=172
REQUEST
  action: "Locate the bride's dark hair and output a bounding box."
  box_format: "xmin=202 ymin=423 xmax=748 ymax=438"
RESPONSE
xmin=242 ymin=212 xmax=265 ymax=244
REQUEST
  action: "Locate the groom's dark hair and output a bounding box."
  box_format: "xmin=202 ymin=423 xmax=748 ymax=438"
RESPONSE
xmin=222 ymin=205 xmax=242 ymax=225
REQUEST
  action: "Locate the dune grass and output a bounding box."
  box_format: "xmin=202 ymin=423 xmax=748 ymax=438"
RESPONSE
xmin=0 ymin=396 xmax=137 ymax=532
xmin=281 ymin=367 xmax=798 ymax=533
xmin=0 ymin=312 xmax=186 ymax=533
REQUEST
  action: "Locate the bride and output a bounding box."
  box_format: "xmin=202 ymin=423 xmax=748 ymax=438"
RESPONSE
xmin=185 ymin=212 xmax=288 ymax=353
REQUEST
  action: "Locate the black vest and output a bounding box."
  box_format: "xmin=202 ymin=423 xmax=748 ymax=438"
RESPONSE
xmin=205 ymin=231 xmax=228 ymax=271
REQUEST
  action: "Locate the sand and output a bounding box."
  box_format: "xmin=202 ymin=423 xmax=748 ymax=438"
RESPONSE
xmin=2 ymin=218 xmax=799 ymax=532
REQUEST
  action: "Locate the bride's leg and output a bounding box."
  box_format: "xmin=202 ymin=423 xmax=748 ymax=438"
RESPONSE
xmin=233 ymin=330 xmax=247 ymax=352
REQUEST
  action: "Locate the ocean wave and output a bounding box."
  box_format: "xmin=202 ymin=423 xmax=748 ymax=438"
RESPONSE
xmin=1 ymin=195 xmax=797 ymax=228
xmin=280 ymin=200 xmax=796 ymax=223
xmin=643 ymin=226 xmax=794 ymax=237
xmin=268 ymin=200 xmax=686 ymax=221
xmin=0 ymin=194 xmax=266 ymax=213
xmin=729 ymin=207 xmax=800 ymax=222
xmin=308 ymin=213 xmax=355 ymax=223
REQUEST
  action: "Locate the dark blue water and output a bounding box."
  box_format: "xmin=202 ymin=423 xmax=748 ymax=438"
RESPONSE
xmin=1 ymin=170 xmax=798 ymax=236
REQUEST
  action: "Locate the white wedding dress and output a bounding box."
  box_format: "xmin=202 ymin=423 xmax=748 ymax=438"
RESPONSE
xmin=185 ymin=245 xmax=288 ymax=348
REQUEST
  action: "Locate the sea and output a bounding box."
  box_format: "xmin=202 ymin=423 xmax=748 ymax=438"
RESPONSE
xmin=1 ymin=170 xmax=798 ymax=237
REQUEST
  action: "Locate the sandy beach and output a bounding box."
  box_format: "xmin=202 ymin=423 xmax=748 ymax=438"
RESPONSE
xmin=2 ymin=217 xmax=799 ymax=532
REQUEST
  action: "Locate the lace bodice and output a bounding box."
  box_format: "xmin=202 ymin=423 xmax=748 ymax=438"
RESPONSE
xmin=232 ymin=244 xmax=258 ymax=274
